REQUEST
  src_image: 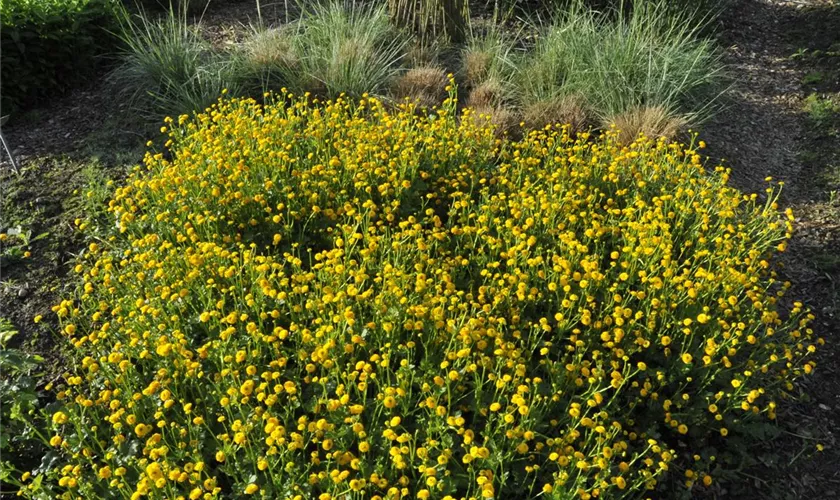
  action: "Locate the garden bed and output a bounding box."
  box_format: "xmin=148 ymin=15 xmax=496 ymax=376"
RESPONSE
xmin=1 ymin=0 xmax=839 ymax=498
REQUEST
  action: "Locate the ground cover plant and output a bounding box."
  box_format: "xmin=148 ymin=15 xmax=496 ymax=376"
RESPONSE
xmin=0 ymin=320 xmax=46 ymax=498
xmin=0 ymin=0 xmax=119 ymax=113
xmin=6 ymin=85 xmax=821 ymax=499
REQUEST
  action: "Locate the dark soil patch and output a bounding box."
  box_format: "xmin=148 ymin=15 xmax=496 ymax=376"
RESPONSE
xmin=1 ymin=78 xmax=144 ymax=371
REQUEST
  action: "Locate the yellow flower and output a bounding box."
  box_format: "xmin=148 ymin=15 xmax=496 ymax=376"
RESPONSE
xmin=245 ymin=483 xmax=259 ymax=495
xmin=98 ymin=466 xmax=112 ymax=479
xmin=146 ymin=462 xmax=163 ymax=481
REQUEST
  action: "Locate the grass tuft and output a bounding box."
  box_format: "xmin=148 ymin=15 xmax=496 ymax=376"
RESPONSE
xmin=465 ymin=78 xmax=507 ymax=108
xmin=392 ymin=66 xmax=449 ymax=108
xmin=522 ymin=94 xmax=590 ymax=133
xmin=461 ymin=24 xmax=519 ymax=90
xmin=291 ymin=0 xmax=410 ymax=98
xmin=109 ymin=5 xmax=239 ymax=120
xmin=607 ymin=104 xmax=687 ymax=145
xmin=517 ymin=0 xmax=725 ymax=128
xmin=236 ymin=26 xmax=299 ymax=95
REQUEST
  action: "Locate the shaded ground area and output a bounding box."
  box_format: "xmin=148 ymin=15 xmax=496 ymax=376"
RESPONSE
xmin=699 ymin=1 xmax=840 ymax=498
xmin=0 ymin=0 xmax=839 ymax=498
xmin=0 ymin=71 xmax=146 ymax=338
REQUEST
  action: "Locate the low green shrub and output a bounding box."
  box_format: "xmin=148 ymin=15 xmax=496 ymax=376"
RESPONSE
xmin=0 ymin=0 xmax=119 ymax=113
xmin=13 ymin=89 xmax=820 ymax=499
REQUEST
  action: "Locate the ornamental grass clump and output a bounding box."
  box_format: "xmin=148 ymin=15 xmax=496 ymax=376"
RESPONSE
xmin=110 ymin=6 xmax=239 ymax=120
xmin=23 ymin=87 xmax=819 ymax=499
xmin=518 ymin=0 xmax=725 ymax=130
xmin=290 ymin=0 xmax=409 ymax=98
xmin=236 ymin=26 xmax=300 ymax=96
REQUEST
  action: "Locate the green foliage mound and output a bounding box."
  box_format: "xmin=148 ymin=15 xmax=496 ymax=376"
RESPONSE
xmin=12 ymin=90 xmax=820 ymax=500
xmin=0 ymin=0 xmax=118 ymax=112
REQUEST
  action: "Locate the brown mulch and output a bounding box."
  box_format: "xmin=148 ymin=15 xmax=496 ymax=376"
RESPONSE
xmin=701 ymin=1 xmax=806 ymax=193
xmin=700 ymin=1 xmax=840 ymax=498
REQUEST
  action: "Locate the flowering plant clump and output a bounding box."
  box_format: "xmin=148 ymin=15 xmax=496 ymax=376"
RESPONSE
xmin=23 ymin=86 xmax=819 ymax=500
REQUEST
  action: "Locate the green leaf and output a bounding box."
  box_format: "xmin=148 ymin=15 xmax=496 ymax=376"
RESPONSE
xmin=0 ymin=319 xmax=18 ymax=348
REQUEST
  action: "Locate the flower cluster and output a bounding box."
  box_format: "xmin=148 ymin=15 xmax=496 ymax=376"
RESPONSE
xmin=22 ymin=88 xmax=819 ymax=500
